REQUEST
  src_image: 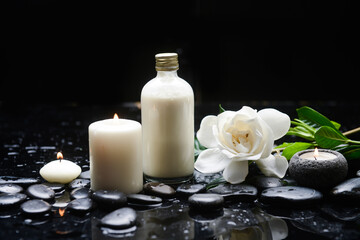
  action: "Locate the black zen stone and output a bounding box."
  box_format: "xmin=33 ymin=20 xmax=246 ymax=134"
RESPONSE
xmin=0 ymin=183 xmax=23 ymax=194
xmin=247 ymin=176 xmax=284 ymax=190
xmin=92 ymin=190 xmax=127 ymax=208
xmin=143 ymin=182 xmax=176 ymax=198
xmin=289 ymin=149 xmax=348 ymax=189
xmin=330 ymin=178 xmax=360 ymax=202
xmin=0 ymin=176 xmax=40 ymax=186
xmin=26 ymin=184 xmax=55 ymax=200
xmin=21 ymin=199 xmax=51 ymax=215
xmin=207 ymin=183 xmax=258 ymax=202
xmin=176 ymin=183 xmax=206 ymax=197
xmin=67 ymin=198 xmax=94 ymax=213
xmin=42 ymin=183 xmax=65 ymax=193
xmin=100 ymin=207 xmax=137 ymax=229
xmin=260 ymin=186 xmax=323 ymax=207
xmin=79 ymin=170 xmax=91 ymax=179
xmin=0 ymin=193 xmax=27 ymax=208
xmin=188 ymin=193 xmax=224 ymax=211
xmin=68 ymin=179 xmax=91 ymax=189
xmin=127 ymin=194 xmax=162 ymax=205
xmin=70 ymin=187 xmax=91 ymax=200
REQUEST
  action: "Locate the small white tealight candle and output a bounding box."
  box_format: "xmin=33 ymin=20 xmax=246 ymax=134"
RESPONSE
xmin=88 ymin=114 xmax=143 ymax=194
xmin=300 ymin=147 xmax=337 ymax=160
xmin=40 ymin=152 xmax=82 ymax=184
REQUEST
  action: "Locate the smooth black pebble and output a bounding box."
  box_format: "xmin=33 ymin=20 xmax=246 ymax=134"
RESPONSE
xmin=79 ymin=170 xmax=91 ymax=179
xmin=0 ymin=193 xmax=27 ymax=208
xmin=330 ymin=178 xmax=360 ymax=202
xmin=21 ymin=199 xmax=51 ymax=215
xmin=247 ymin=176 xmax=284 ymax=190
xmin=0 ymin=176 xmax=40 ymax=186
xmin=100 ymin=207 xmax=137 ymax=229
xmin=26 ymin=184 xmax=55 ymax=200
xmin=143 ymin=182 xmax=175 ymax=198
xmin=260 ymin=186 xmax=323 ymax=206
xmin=127 ymin=194 xmax=162 ymax=206
xmin=42 ymin=182 xmax=65 ymax=193
xmin=67 ymin=198 xmax=93 ymax=213
xmin=207 ymin=183 xmax=258 ymax=202
xmin=188 ymin=193 xmax=224 ymax=211
xmin=92 ymin=190 xmax=127 ymax=208
xmin=68 ymin=179 xmax=90 ymax=189
xmin=0 ymin=183 xmax=23 ymax=194
xmin=70 ymin=187 xmax=91 ymax=199
xmin=176 ymin=183 xmax=206 ymax=197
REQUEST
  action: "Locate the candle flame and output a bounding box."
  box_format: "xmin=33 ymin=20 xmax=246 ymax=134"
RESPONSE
xmin=314 ymin=147 xmax=319 ymax=160
xmin=113 ymin=113 xmax=119 ymax=119
xmin=57 ymin=152 xmax=63 ymax=160
xmin=59 ymin=208 xmax=65 ymax=217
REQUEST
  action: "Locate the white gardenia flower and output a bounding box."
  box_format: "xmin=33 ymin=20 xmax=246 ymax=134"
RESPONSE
xmin=195 ymin=106 xmax=290 ymax=184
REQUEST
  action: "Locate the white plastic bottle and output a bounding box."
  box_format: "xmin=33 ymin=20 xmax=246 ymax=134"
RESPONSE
xmin=141 ymin=53 xmax=194 ymax=183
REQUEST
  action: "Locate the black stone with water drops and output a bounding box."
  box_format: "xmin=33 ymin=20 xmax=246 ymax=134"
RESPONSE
xmin=188 ymin=193 xmax=224 ymax=211
xmin=260 ymin=186 xmax=323 ymax=206
xmin=0 ymin=193 xmax=27 ymax=208
xmin=100 ymin=207 xmax=137 ymax=229
xmin=70 ymin=187 xmax=91 ymax=199
xmin=207 ymin=183 xmax=258 ymax=202
xmin=26 ymin=184 xmax=55 ymax=200
xmin=143 ymin=182 xmax=176 ymax=198
xmin=20 ymin=199 xmax=51 ymax=215
xmin=67 ymin=198 xmax=94 ymax=213
xmin=127 ymin=193 xmax=162 ymax=205
xmin=0 ymin=183 xmax=23 ymax=194
xmin=330 ymin=177 xmax=360 ymax=202
xmin=176 ymin=183 xmax=206 ymax=197
xmin=91 ymin=190 xmax=127 ymax=209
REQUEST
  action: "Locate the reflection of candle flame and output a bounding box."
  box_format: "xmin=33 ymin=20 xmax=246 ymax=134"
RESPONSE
xmin=57 ymin=152 xmax=63 ymax=160
xmin=314 ymin=148 xmax=319 ymax=160
xmin=113 ymin=113 xmax=119 ymax=119
xmin=59 ymin=208 xmax=65 ymax=217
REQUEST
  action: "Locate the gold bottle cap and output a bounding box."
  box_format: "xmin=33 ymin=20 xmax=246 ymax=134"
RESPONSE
xmin=155 ymin=53 xmax=179 ymax=71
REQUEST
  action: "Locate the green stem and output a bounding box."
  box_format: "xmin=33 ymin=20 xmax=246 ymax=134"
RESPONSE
xmin=347 ymin=139 xmax=360 ymax=145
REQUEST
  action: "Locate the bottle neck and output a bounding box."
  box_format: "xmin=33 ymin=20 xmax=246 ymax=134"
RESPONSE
xmin=156 ymin=70 xmax=178 ymax=78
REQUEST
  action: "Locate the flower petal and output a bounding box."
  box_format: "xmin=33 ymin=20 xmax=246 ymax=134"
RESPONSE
xmin=197 ymin=115 xmax=218 ymax=148
xmin=256 ymin=154 xmax=288 ymax=178
xmin=222 ymin=161 xmax=249 ymax=184
xmin=195 ymin=148 xmax=231 ymax=173
xmin=258 ymin=108 xmax=290 ymax=140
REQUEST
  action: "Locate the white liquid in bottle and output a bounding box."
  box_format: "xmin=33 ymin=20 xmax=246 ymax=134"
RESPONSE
xmin=141 ymin=53 xmax=194 ymax=183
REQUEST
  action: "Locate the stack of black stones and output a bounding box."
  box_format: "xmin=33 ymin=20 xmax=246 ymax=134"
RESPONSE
xmin=2 ymin=164 xmax=360 ymax=239
xmin=2 ymin=104 xmax=360 ymax=239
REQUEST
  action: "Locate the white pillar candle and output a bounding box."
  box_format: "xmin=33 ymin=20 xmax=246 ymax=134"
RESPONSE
xmin=40 ymin=152 xmax=82 ymax=184
xmin=89 ymin=114 xmax=143 ymax=194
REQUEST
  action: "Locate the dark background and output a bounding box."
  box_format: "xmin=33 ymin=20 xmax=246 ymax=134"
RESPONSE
xmin=1 ymin=1 xmax=359 ymax=104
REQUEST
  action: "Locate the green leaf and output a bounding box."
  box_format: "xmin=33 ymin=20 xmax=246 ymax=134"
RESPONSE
xmin=281 ymin=142 xmax=314 ymax=160
xmin=219 ymin=104 xmax=226 ymax=113
xmin=297 ymin=106 xmax=338 ymax=130
xmin=286 ymin=130 xmax=315 ymax=141
xmin=314 ymin=126 xmax=348 ymax=148
xmin=194 ymin=136 xmax=207 ymax=161
xmin=331 ymin=121 xmax=341 ymax=130
xmin=275 ymin=142 xmax=295 ymax=149
xmin=343 ymin=147 xmax=360 ymax=161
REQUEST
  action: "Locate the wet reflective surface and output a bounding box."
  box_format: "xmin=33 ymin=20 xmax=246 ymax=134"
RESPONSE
xmin=1 ymin=102 xmax=360 ymax=239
